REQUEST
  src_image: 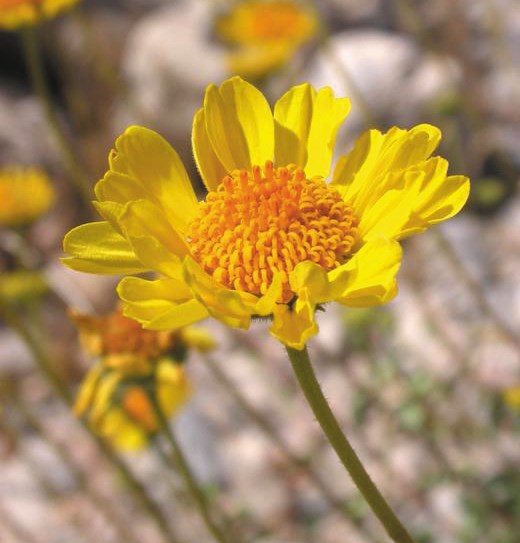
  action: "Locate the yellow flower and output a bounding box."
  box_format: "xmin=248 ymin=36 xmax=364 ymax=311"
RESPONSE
xmin=63 ymin=77 xmax=470 ymax=350
xmin=72 ymin=308 xmax=211 ymax=450
xmin=504 ymin=386 xmax=520 ymax=410
xmin=0 ymin=167 xmax=54 ymax=226
xmin=0 ymin=270 xmax=48 ymax=303
xmin=216 ymin=0 xmax=318 ymax=78
xmin=0 ymin=0 xmax=78 ymax=29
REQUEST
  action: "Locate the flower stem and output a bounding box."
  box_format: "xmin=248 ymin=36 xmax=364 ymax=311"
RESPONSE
xmin=286 ymin=345 xmax=417 ymax=543
xmin=19 ymin=25 xmax=92 ymax=205
xmin=149 ymin=394 xmax=237 ymax=543
xmin=0 ymin=297 xmax=182 ymax=543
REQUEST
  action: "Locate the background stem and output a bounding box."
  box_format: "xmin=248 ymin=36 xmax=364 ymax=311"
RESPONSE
xmin=149 ymin=393 xmax=237 ymax=543
xmin=19 ymin=25 xmax=92 ymax=205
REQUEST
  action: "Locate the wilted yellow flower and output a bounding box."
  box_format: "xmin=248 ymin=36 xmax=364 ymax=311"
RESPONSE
xmin=216 ymin=0 xmax=318 ymax=78
xmin=0 ymin=0 xmax=78 ymax=29
xmin=63 ymin=77 xmax=470 ymax=350
xmin=72 ymin=308 xmax=214 ymax=450
xmin=0 ymin=167 xmax=54 ymax=227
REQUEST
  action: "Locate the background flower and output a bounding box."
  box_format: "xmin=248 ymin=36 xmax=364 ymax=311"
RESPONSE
xmin=0 ymin=0 xmax=79 ymax=29
xmin=71 ymin=308 xmax=214 ymax=450
xmin=0 ymin=167 xmax=54 ymax=227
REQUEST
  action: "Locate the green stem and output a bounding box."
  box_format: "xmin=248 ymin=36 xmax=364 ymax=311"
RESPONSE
xmin=286 ymin=346 xmax=417 ymax=543
xmin=19 ymin=25 xmax=92 ymax=205
xmin=149 ymin=393 xmax=236 ymax=543
xmin=0 ymin=298 xmax=182 ymax=543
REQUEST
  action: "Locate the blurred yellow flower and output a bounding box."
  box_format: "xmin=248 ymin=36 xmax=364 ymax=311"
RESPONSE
xmin=504 ymin=386 xmax=520 ymax=410
xmin=63 ymin=77 xmax=470 ymax=350
xmin=0 ymin=167 xmax=54 ymax=227
xmin=216 ymin=0 xmax=318 ymax=78
xmin=0 ymin=270 xmax=48 ymax=303
xmin=71 ymin=308 xmax=214 ymax=450
xmin=0 ymin=0 xmax=78 ymax=29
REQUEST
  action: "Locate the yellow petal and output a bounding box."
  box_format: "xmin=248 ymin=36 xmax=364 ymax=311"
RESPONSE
xmin=192 ymin=109 xmax=228 ymax=192
xmin=400 ymin=170 xmax=470 ymax=237
xmin=270 ymin=290 xmax=318 ymax=349
xmin=74 ymin=363 xmax=104 ymax=417
xmin=157 ymin=361 xmax=191 ymax=417
xmin=89 ymin=372 xmax=122 ymax=424
xmin=119 ymin=199 xmax=190 ymax=258
xmin=180 ymin=327 xmax=217 ymax=352
xmin=92 ymin=200 xmax=125 ymax=235
xmin=117 ymin=276 xmax=201 ymax=328
xmin=289 ymin=260 xmax=330 ymax=304
xmin=254 ymin=273 xmax=283 ymax=316
xmin=328 ymin=238 xmax=402 ymax=307
xmin=274 ymin=85 xmax=350 ymax=177
xmin=203 ymin=77 xmax=274 ymax=172
xmin=357 ymin=172 xmax=421 ymax=240
xmin=116 ymin=199 xmax=187 ymax=277
xmin=332 ymin=124 xmax=441 ymax=212
xmin=143 ymin=300 xmax=210 ymax=331
xmin=105 ymin=126 xmax=198 ymax=231
xmin=62 ymin=221 xmax=146 ymax=274
xmin=183 ymin=256 xmax=254 ymax=328
xmin=100 ymin=409 xmax=149 ymax=451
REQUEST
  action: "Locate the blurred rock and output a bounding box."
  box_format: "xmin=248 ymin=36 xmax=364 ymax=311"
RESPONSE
xmin=120 ymin=0 xmax=226 ymax=156
xmin=0 ymin=329 xmax=33 ymax=373
xmin=306 ymin=30 xmax=460 ymax=137
xmin=322 ymin=0 xmax=388 ymax=25
xmin=0 ymin=89 xmax=59 ymax=166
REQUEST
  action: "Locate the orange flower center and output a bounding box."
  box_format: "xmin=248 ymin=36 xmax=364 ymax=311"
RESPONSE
xmin=248 ymin=2 xmax=310 ymax=40
xmin=100 ymin=311 xmax=179 ymax=358
xmin=187 ymin=162 xmax=358 ymax=303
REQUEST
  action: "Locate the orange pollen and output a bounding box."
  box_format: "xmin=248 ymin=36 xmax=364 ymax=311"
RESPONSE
xmin=100 ymin=310 xmax=179 ymax=358
xmin=187 ymin=161 xmax=358 ymax=303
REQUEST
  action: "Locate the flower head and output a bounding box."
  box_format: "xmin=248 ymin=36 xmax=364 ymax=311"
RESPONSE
xmin=63 ymin=77 xmax=470 ymax=350
xmin=0 ymin=0 xmax=78 ymax=29
xmin=216 ymin=0 xmax=318 ymax=78
xmin=71 ymin=308 xmax=213 ymax=450
xmin=0 ymin=167 xmax=54 ymax=227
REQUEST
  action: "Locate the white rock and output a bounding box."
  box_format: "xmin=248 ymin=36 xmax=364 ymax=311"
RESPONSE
xmin=121 ymin=0 xmax=226 ymax=149
xmin=305 ymin=30 xmax=460 ymax=137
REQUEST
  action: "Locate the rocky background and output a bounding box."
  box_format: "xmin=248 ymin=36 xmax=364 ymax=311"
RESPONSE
xmin=0 ymin=1 xmax=519 ymax=542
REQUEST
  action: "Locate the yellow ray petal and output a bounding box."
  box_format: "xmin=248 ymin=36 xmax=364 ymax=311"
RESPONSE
xmin=357 ymin=173 xmax=421 ymax=241
xmin=118 ymin=199 xmax=190 ymax=258
xmin=328 ymin=238 xmax=402 ymax=307
xmin=400 ymin=171 xmax=470 ymax=237
xmin=62 ymin=221 xmax=146 ymax=275
xmin=274 ymin=84 xmax=350 ymax=177
xmin=203 ymin=77 xmax=274 ymax=172
xmin=182 ymin=256 xmax=255 ymax=328
xmin=192 ymin=108 xmax=228 ymax=192
xmin=332 ymin=124 xmax=442 ymax=212
xmin=106 ymin=126 xmax=198 ymax=231
xmin=289 ymin=260 xmax=331 ymax=305
xmin=117 ymin=276 xmax=195 ymax=325
xmin=270 ymin=290 xmax=318 ymax=349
